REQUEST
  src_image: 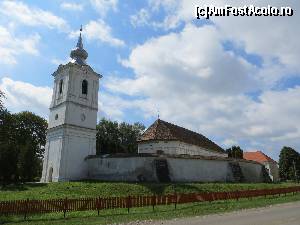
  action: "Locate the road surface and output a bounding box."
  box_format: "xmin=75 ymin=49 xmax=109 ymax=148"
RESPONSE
xmin=122 ymin=201 xmax=300 ymax=225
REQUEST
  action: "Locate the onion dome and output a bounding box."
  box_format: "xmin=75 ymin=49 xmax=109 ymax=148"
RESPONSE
xmin=70 ymin=25 xmax=88 ymax=65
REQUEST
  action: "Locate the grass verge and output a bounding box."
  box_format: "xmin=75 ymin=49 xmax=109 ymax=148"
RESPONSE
xmin=1 ymin=191 xmax=300 ymax=224
xmin=0 ymin=182 xmax=298 ymax=201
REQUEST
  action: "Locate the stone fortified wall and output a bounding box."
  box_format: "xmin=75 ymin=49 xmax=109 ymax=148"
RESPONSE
xmin=85 ymin=154 xmax=269 ymax=183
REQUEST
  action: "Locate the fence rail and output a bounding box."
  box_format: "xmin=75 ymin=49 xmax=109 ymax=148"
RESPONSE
xmin=1 ymin=186 xmax=300 ymax=218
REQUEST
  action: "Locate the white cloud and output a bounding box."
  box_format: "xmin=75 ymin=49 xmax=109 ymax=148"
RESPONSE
xmin=60 ymin=2 xmax=84 ymax=11
xmin=51 ymin=57 xmax=71 ymax=66
xmin=0 ymin=77 xmax=52 ymax=118
xmin=113 ymin=25 xmax=256 ymax=96
xmin=104 ymin=21 xmax=300 ymax=158
xmin=223 ymin=139 xmax=239 ymax=147
xmin=0 ymin=25 xmax=40 ymax=65
xmin=147 ymin=0 xmax=300 ymax=82
xmin=90 ymin=0 xmax=118 ymax=17
xmin=0 ymin=1 xmax=68 ymax=30
xmin=70 ymin=20 xmax=124 ymax=47
xmin=98 ymin=92 xmax=155 ymax=121
xmin=130 ymin=9 xmax=151 ymax=27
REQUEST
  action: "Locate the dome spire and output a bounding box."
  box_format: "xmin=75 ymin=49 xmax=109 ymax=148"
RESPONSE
xmin=70 ymin=25 xmax=88 ymax=65
xmin=76 ymin=25 xmax=83 ymax=49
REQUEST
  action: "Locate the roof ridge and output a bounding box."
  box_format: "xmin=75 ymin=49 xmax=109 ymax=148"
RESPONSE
xmin=159 ymin=119 xmax=221 ymax=149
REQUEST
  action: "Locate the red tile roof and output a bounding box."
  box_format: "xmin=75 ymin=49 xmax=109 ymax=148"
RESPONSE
xmin=138 ymin=119 xmax=225 ymax=154
xmin=243 ymin=151 xmax=277 ymax=164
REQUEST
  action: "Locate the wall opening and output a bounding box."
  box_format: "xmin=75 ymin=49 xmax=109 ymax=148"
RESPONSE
xmin=82 ymin=80 xmax=88 ymax=95
xmin=155 ymin=159 xmax=170 ymax=182
xmin=59 ymin=80 xmax=63 ymax=94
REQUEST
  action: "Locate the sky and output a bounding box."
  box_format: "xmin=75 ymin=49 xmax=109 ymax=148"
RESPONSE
xmin=0 ymin=0 xmax=299 ymax=160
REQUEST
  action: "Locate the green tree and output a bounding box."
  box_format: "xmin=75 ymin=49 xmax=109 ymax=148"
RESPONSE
xmin=96 ymin=118 xmax=145 ymax=154
xmin=14 ymin=111 xmax=48 ymax=158
xmin=0 ymin=110 xmax=19 ymax=184
xmin=14 ymin=111 xmax=47 ymax=181
xmin=17 ymin=138 xmax=41 ymax=181
xmin=0 ymin=110 xmax=47 ymax=183
xmin=119 ymin=122 xmax=145 ymax=153
xmin=278 ymin=146 xmax=300 ymax=181
xmin=0 ymin=90 xmax=5 ymax=111
xmin=96 ymin=119 xmax=121 ymax=154
xmin=226 ymin=145 xmax=244 ymax=159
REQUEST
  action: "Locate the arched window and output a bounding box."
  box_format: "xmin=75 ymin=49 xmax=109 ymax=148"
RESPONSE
xmin=59 ymin=79 xmax=63 ymax=94
xmin=82 ymin=79 xmax=88 ymax=95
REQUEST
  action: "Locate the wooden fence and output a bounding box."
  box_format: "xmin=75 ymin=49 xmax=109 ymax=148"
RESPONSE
xmin=1 ymin=186 xmax=300 ymax=219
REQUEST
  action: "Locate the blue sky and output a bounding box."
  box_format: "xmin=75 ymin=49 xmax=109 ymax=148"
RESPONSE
xmin=0 ymin=0 xmax=299 ymax=160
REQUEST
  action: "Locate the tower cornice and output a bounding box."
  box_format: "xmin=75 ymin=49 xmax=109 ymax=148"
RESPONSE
xmin=52 ymin=62 xmax=102 ymax=78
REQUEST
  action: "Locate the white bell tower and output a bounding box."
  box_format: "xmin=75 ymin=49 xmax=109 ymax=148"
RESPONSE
xmin=41 ymin=27 xmax=102 ymax=182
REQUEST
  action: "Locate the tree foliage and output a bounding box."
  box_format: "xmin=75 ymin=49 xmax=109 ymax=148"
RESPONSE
xmin=0 ymin=110 xmax=18 ymax=183
xmin=278 ymin=146 xmax=300 ymax=181
xmin=96 ymin=118 xmax=145 ymax=154
xmin=0 ymin=110 xmax=47 ymax=184
xmin=0 ymin=90 xmax=4 ymax=112
xmin=226 ymin=146 xmax=244 ymax=159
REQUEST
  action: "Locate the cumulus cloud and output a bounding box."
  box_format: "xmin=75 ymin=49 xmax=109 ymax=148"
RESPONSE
xmin=60 ymin=2 xmax=84 ymax=11
xmin=147 ymin=0 xmax=300 ymax=82
xmin=0 ymin=0 xmax=68 ymax=30
xmin=98 ymin=93 xmax=146 ymax=121
xmin=104 ymin=18 xmax=300 ymax=158
xmin=70 ymin=20 xmax=124 ymax=47
xmin=0 ymin=77 xmax=52 ymax=118
xmin=90 ymin=0 xmax=118 ymax=17
xmin=0 ymin=26 xmax=40 ymax=65
xmin=110 ymin=25 xmax=256 ymax=96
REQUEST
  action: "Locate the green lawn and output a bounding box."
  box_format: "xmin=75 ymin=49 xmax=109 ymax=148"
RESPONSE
xmin=1 ymin=182 xmax=300 ymax=225
xmin=0 ymin=182 xmax=297 ymax=201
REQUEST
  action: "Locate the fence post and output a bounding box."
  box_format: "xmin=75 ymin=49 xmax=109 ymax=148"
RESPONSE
xmin=127 ymin=196 xmax=131 ymax=213
xmin=247 ymin=189 xmax=251 ymax=200
xmin=174 ymin=193 xmax=177 ymax=210
xmin=24 ymin=198 xmax=29 ymax=220
xmin=63 ymin=197 xmax=68 ymax=218
xmin=152 ymin=195 xmax=155 ymax=211
xmin=97 ymin=197 xmax=100 ymax=216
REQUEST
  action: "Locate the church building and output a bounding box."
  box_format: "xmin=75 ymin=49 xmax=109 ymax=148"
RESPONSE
xmin=138 ymin=119 xmax=227 ymax=158
xmin=41 ymin=29 xmax=271 ymax=183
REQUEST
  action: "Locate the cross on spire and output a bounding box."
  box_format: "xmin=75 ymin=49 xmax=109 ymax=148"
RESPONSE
xmin=76 ymin=25 xmax=83 ymax=49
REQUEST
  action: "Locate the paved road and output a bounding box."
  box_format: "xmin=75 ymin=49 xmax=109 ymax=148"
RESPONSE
xmin=123 ymin=201 xmax=300 ymax=225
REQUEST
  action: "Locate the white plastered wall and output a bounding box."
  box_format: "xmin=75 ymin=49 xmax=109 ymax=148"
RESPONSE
xmin=138 ymin=140 xmax=227 ymax=158
xmin=41 ymin=125 xmax=96 ymax=182
xmin=41 ymin=63 xmax=100 ymax=182
xmin=264 ymin=161 xmax=280 ymax=182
